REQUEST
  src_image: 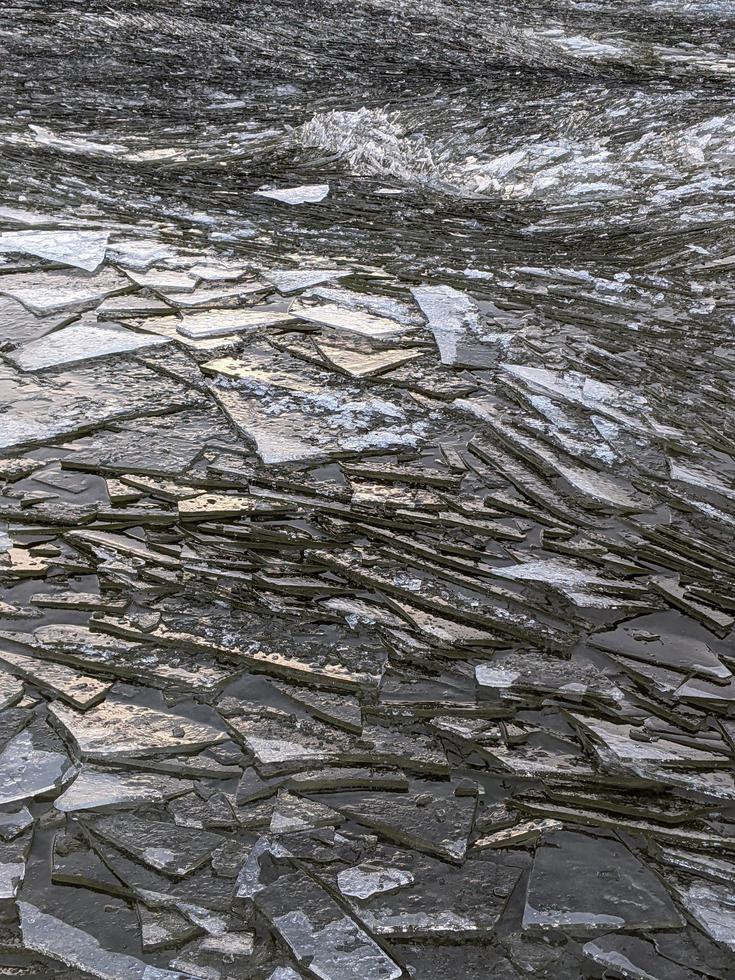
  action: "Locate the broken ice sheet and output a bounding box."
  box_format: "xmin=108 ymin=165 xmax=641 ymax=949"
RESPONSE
xmin=55 ymin=765 xmax=192 ymax=812
xmin=582 ymin=934 xmax=702 ymax=980
xmin=170 ymin=932 xmax=256 ymax=977
xmin=160 ymin=280 xmax=267 ymax=309
xmin=490 ymin=556 xmax=648 ymax=608
xmin=176 ymin=306 xmax=295 ymax=338
xmin=0 ymin=722 xmax=74 ymax=806
xmin=0 ymin=806 xmax=33 ymax=841
xmin=48 ymin=698 xmax=228 ymax=759
xmin=570 ymin=712 xmax=729 ymax=771
xmin=264 ymin=268 xmax=351 ymax=293
xmin=255 ymin=183 xmax=330 ymax=203
xmin=0 ymin=624 xmax=237 ymax=694
xmin=205 ymin=344 xmax=424 ymax=464
xmin=0 ymin=229 xmax=109 ymax=271
xmin=269 ymin=789 xmax=342 ymax=834
xmin=96 ymin=293 xmax=174 ymax=318
xmin=412 ymin=284 xmax=508 ymax=367
xmin=329 ymin=788 xmax=476 ymax=863
xmin=0 ymin=647 xmax=111 ymax=708
xmin=137 ymin=903 xmax=200 ymax=951
xmin=475 ymin=649 xmax=623 ymax=706
xmin=589 ymin=623 xmax=732 ymax=681
xmin=238 ymin=839 xmax=402 ymax=980
xmin=336 ymin=863 xmax=414 ymax=900
xmin=462 ymin=401 xmax=648 ymax=512
xmin=0 ymin=670 xmax=24 ymax=709
xmin=223 ymin=702 xmax=446 ymax=776
xmin=18 ymin=902 xmax=187 ymax=979
xmin=0 ymin=295 xmax=75 ymax=345
xmin=0 ymin=266 xmax=130 ymax=314
xmin=500 ymin=363 xmax=650 ymax=433
xmin=271 ymin=680 xmax=362 ymax=733
xmin=0 ymin=829 xmax=31 ymax=906
xmin=0 ymin=360 xmax=199 ymax=452
xmin=662 ymin=876 xmax=735 ymax=953
xmin=99 ymin=605 xmax=390 ymax=692
xmin=474 ymin=818 xmax=563 ymax=849
xmin=305 ymin=286 xmax=423 ymax=326
xmin=87 ymin=813 xmax=224 ymax=877
xmin=329 ymin=844 xmax=522 ymax=939
xmin=315 ymin=341 xmax=423 ymax=378
xmin=290 ymin=300 xmax=408 ymax=337
xmin=524 ymin=830 xmax=683 ymax=934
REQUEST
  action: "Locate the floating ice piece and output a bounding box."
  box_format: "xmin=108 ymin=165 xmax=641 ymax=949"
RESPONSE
xmin=106 ymin=238 xmax=177 ymax=271
xmin=0 ymin=807 xmax=33 ymax=841
xmin=669 ymin=460 xmax=735 ymax=501
xmin=335 ymin=848 xmax=522 ymax=940
xmin=582 ymin=935 xmax=699 ymax=980
xmin=462 ymin=401 xmax=646 ymax=512
xmin=0 ymin=831 xmax=31 ymax=903
xmin=412 ymin=285 xmax=479 ymax=363
xmin=239 ymin=841 xmax=402 ymax=980
xmin=412 ymin=284 xmax=502 ymax=367
xmin=96 ymin=293 xmax=173 ymax=318
xmin=500 ymin=364 xmax=647 ymax=431
xmin=55 ymin=766 xmax=192 ymax=812
xmin=306 ymin=286 xmax=422 ymax=325
xmin=0 ymin=229 xmax=109 ymax=272
xmin=0 ymin=360 xmax=197 ymax=452
xmin=570 ymin=713 xmax=727 ymax=769
xmin=475 ymin=650 xmax=623 ymax=705
xmin=475 ymin=818 xmax=563 ymax=849
xmin=125 ymin=268 xmax=198 ymax=292
xmin=291 ymin=301 xmax=407 ymax=337
xmin=0 ymin=672 xmax=23 ymax=709
xmin=161 ymin=281 xmax=267 ymax=309
xmin=89 ymin=813 xmax=223 ymax=877
xmin=491 ymin=557 xmax=645 ymax=608
xmin=589 ymin=625 xmax=732 ymax=681
xmin=186 ymin=261 xmax=246 ymax=282
xmin=170 ymin=933 xmax=256 ymax=977
xmin=138 ymin=905 xmax=200 ymax=952
xmin=336 ymin=789 xmax=475 ymax=863
xmin=265 ymin=268 xmax=351 ymax=294
xmin=270 ymin=789 xmax=341 ymax=834
xmin=48 ymin=699 xmax=228 ymax=759
xmin=207 ymin=350 xmax=418 ymax=465
xmin=316 ymin=343 xmax=421 ymax=378
xmin=254 ymin=183 xmax=330 ymax=204
xmin=665 ymin=877 xmax=735 ymax=952
xmin=524 ymin=831 xmax=683 ymax=933
xmin=177 ymin=307 xmax=294 ymax=339
xmin=0 ymin=728 xmax=73 ymax=806
xmin=7 ymin=318 xmax=170 ymax=371
xmin=0 ymin=296 xmax=76 ymax=349
xmin=337 ymin=864 xmax=414 ymax=900
xmin=0 ymin=267 xmax=130 ymax=315
xmin=0 ymin=648 xmax=110 ymax=709
xmin=272 ymin=681 xmax=362 ymax=733
xmin=0 ymin=205 xmax=55 ymax=226
xmin=18 ymin=903 xmax=187 ymax=979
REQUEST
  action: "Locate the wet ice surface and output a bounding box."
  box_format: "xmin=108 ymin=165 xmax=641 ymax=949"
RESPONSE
xmin=1 ymin=3 xmax=735 ymax=980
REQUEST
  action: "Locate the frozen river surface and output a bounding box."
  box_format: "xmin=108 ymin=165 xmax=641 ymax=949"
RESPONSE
xmin=0 ymin=2 xmax=734 ymax=978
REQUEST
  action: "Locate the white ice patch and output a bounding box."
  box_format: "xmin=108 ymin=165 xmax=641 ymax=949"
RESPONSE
xmin=0 ymin=230 xmax=109 ymax=272
xmin=254 ymin=183 xmax=329 ymax=204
